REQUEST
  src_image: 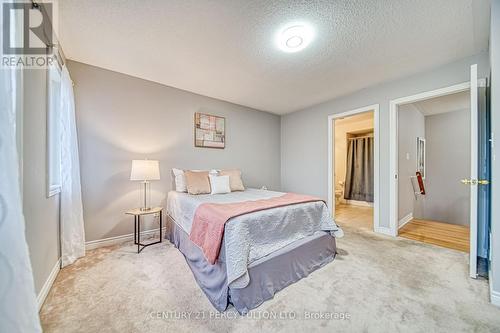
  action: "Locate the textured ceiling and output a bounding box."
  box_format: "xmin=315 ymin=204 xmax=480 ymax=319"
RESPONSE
xmin=59 ymin=0 xmax=490 ymax=114
xmin=412 ymin=91 xmax=470 ymax=116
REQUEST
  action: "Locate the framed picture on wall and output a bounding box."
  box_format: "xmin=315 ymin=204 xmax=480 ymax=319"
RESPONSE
xmin=194 ymin=112 xmax=225 ymax=149
xmin=416 ymin=137 xmax=426 ymax=178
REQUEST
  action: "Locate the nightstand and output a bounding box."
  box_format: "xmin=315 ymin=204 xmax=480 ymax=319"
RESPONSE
xmin=125 ymin=207 xmax=163 ymax=253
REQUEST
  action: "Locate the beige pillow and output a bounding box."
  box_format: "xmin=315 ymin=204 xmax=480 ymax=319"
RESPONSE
xmin=184 ymin=171 xmax=211 ymax=195
xmin=220 ymin=169 xmax=245 ymax=191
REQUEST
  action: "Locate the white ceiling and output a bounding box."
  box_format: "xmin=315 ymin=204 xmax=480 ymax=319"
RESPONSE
xmin=412 ymin=91 xmax=470 ymax=116
xmin=59 ymin=0 xmax=490 ymax=115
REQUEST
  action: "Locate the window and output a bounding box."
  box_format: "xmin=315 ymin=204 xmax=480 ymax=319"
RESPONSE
xmin=47 ymin=63 xmax=62 ymax=197
xmin=11 ymin=6 xmax=24 ymax=196
xmin=15 ymin=63 xmax=23 ymax=197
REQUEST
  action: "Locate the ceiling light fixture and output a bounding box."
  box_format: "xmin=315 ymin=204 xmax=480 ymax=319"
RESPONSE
xmin=276 ymin=22 xmax=314 ymax=53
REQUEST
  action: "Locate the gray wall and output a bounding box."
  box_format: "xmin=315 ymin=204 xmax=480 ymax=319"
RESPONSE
xmin=397 ymin=104 xmax=425 ymax=221
xmin=23 ymin=68 xmax=61 ymax=294
xmin=67 ymin=61 xmax=281 ymax=242
xmin=281 ymin=52 xmax=490 ymax=231
xmin=424 ymin=110 xmax=470 ymax=226
xmin=490 ymin=0 xmax=500 ymax=303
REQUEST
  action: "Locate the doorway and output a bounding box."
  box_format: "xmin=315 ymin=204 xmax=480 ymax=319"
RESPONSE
xmin=396 ymin=91 xmax=471 ymax=253
xmin=389 ymin=64 xmax=490 ymax=278
xmin=328 ymin=104 xmax=380 ymax=233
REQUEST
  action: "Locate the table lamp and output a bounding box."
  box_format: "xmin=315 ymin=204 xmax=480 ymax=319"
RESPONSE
xmin=130 ymin=160 xmax=160 ymax=211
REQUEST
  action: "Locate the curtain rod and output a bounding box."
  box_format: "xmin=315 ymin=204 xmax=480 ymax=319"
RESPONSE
xmin=348 ymin=135 xmax=374 ymax=140
xmin=31 ymin=0 xmax=67 ymax=68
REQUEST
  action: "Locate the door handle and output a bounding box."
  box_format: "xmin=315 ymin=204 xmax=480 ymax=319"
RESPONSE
xmin=460 ymin=179 xmax=490 ymax=185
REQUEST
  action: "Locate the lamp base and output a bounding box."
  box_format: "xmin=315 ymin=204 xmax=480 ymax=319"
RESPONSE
xmin=140 ymin=181 xmax=151 ymax=212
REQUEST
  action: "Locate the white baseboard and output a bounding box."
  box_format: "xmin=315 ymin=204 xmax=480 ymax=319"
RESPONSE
xmin=85 ymin=227 xmax=167 ymax=251
xmin=37 ymin=258 xmax=61 ymax=311
xmin=489 ymin=284 xmax=500 ymax=306
xmin=398 ymin=213 xmax=413 ymax=229
xmin=491 ymin=289 xmax=500 ymax=307
xmin=375 ymin=226 xmax=397 ymax=237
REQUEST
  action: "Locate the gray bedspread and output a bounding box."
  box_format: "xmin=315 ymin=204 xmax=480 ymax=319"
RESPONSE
xmin=166 ymin=189 xmax=343 ymax=289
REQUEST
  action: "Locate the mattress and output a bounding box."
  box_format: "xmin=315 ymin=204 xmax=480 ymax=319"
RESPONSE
xmin=166 ymin=188 xmax=284 ymax=233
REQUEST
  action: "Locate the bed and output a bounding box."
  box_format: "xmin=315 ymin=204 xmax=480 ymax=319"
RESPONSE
xmin=165 ymin=188 xmax=343 ymax=314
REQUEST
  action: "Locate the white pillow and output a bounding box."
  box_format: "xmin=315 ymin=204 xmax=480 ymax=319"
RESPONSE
xmin=172 ymin=168 xmax=219 ymax=192
xmin=172 ymin=168 xmax=187 ymax=192
xmin=209 ymin=175 xmax=231 ymax=195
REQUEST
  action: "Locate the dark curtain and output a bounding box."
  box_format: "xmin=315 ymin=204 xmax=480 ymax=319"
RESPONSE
xmin=344 ymin=137 xmax=374 ymax=202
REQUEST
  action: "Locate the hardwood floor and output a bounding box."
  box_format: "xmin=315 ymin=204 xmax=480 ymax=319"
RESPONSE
xmin=335 ymin=204 xmax=373 ymax=231
xmin=335 ymin=206 xmax=470 ymax=253
xmin=399 ymin=219 xmax=470 ymax=252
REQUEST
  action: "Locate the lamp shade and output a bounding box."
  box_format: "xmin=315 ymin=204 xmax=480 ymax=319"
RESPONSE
xmin=130 ymin=160 xmax=160 ymax=181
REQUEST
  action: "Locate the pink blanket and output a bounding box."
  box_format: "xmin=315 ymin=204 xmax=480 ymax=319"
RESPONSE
xmin=189 ymin=193 xmax=324 ymax=264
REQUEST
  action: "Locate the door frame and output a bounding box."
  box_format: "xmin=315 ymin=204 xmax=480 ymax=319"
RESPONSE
xmin=389 ymin=82 xmax=470 ymax=237
xmin=328 ymin=104 xmax=380 ymax=233
xmin=389 ymin=79 xmax=486 ymax=238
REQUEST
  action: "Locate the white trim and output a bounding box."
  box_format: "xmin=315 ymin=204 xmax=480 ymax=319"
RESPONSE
xmin=491 ymin=289 xmax=500 ymax=307
xmin=389 ymin=81 xmax=472 ymax=237
xmin=85 ymin=227 xmax=166 ymax=251
xmin=328 ymin=104 xmax=380 ymax=233
xmin=374 ymin=226 xmax=395 ymax=237
xmin=469 ymin=64 xmax=479 ymax=278
xmin=490 ymin=259 xmax=499 ymax=307
xmin=37 ymin=258 xmax=61 ymax=311
xmin=398 ymin=212 xmax=413 ymax=229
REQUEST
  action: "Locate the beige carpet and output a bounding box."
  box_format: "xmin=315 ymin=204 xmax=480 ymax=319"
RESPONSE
xmin=40 ymin=225 xmax=500 ymax=332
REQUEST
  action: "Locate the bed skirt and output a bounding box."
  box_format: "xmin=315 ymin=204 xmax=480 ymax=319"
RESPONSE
xmin=166 ymin=217 xmax=336 ymax=314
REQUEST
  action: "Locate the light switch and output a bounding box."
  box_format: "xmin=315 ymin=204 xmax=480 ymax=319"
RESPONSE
xmin=406 ymin=153 xmax=410 ymax=160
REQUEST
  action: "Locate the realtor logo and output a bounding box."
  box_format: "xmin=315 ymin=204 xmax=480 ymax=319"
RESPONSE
xmin=1 ymin=1 xmax=56 ymax=68
xmin=2 ymin=1 xmax=52 ymax=54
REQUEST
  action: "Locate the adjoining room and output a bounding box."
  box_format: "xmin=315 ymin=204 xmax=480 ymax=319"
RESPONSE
xmin=332 ymin=111 xmax=375 ymax=232
xmin=397 ymin=91 xmax=473 ymax=253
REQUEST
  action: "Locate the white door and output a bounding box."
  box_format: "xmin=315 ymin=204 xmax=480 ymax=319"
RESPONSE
xmin=468 ymin=64 xmax=479 ymax=278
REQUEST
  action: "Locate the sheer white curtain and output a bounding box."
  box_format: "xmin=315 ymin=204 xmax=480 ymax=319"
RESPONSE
xmin=0 ymin=14 xmax=42 ymax=333
xmin=60 ymin=65 xmax=86 ymax=267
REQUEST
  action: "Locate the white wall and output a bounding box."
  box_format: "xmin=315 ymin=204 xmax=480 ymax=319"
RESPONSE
xmin=397 ymin=104 xmax=425 ymax=221
xmin=281 ymin=52 xmax=489 ymax=232
xmin=424 ymin=109 xmax=470 ymax=226
xmin=67 ymin=61 xmax=282 ymax=242
xmin=334 ymin=113 xmax=374 ymax=204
